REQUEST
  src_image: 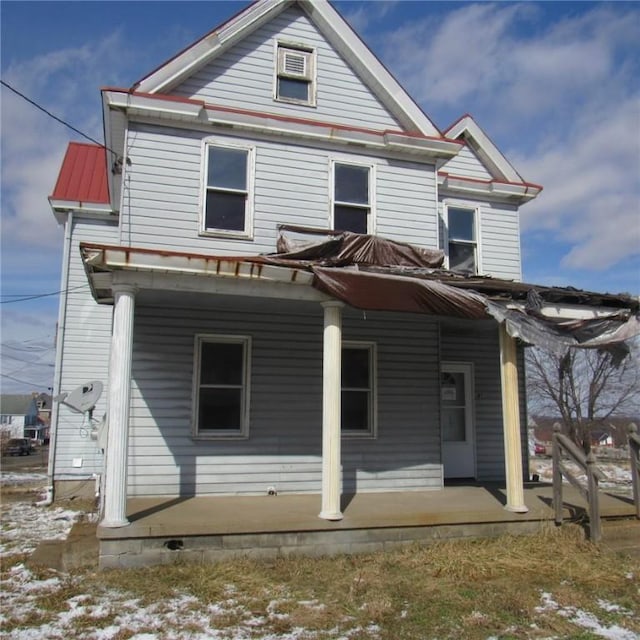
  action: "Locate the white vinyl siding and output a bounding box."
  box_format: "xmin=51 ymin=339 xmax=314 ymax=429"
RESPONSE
xmin=52 ymin=217 xmax=118 ymax=480
xmin=441 ymin=144 xmax=493 ymax=181
xmin=127 ymin=299 xmax=442 ymax=497
xmin=121 ymin=123 xmax=439 ymax=255
xmin=171 ymin=5 xmax=401 ymax=131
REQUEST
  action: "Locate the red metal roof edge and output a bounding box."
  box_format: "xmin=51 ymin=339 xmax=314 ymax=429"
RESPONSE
xmin=102 ymin=87 xmax=462 ymax=145
xmin=51 ymin=142 xmax=110 ymax=204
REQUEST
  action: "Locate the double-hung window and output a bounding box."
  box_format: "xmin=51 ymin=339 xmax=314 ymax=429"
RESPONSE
xmin=341 ymin=342 xmax=376 ymax=437
xmin=202 ymin=143 xmax=253 ymax=237
xmin=193 ymin=335 xmax=251 ymax=438
xmin=275 ymin=43 xmax=316 ymax=106
xmin=446 ymin=205 xmax=478 ymax=274
xmin=332 ymin=162 xmax=372 ymax=234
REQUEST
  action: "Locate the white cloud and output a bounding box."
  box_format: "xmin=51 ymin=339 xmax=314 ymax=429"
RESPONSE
xmin=379 ymin=2 xmax=640 ymax=276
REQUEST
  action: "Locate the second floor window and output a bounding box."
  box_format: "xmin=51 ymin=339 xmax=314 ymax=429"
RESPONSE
xmin=447 ymin=206 xmax=478 ymax=274
xmin=203 ymin=144 xmax=253 ymax=237
xmin=333 ymin=162 xmax=371 ymax=234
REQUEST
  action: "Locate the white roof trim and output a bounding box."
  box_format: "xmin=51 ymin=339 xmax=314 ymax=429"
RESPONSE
xmin=135 ymin=0 xmax=286 ymax=95
xmin=133 ymin=0 xmax=440 ymax=137
xmin=445 ymin=115 xmax=523 ymax=183
xmin=437 ymin=173 xmax=541 ymax=203
xmin=49 ymin=199 xmax=114 ymax=225
xmin=103 ymin=90 xmax=461 ymax=160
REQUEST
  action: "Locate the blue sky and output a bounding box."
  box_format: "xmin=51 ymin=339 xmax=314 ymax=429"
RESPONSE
xmin=1 ymin=0 xmax=639 ymax=394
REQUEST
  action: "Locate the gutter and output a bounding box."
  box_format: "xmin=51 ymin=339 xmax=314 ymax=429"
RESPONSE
xmin=44 ymin=211 xmax=74 ymax=506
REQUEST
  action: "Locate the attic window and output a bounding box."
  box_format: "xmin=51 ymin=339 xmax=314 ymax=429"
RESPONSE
xmin=275 ymin=44 xmax=316 ymax=106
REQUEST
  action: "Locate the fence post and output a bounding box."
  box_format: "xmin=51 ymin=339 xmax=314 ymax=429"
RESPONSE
xmin=629 ymin=423 xmax=640 ymax=519
xmin=586 ymin=450 xmax=601 ymax=542
xmin=552 ymin=423 xmax=563 ymax=526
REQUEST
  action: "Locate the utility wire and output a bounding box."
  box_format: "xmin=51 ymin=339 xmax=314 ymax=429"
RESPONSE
xmin=0 ymin=373 xmax=50 ymax=389
xmin=0 ymin=79 xmax=119 ymax=157
xmin=0 ymin=284 xmax=89 ymax=304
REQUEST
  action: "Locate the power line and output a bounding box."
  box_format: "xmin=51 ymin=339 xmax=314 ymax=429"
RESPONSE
xmin=1 ymin=373 xmax=50 ymax=389
xmin=0 ymin=79 xmax=119 ymax=157
xmin=0 ymin=284 xmax=89 ymax=304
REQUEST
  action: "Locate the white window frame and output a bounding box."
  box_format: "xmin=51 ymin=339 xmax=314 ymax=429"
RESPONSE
xmin=443 ymin=202 xmax=482 ymax=274
xmin=200 ymin=139 xmax=255 ymax=240
xmin=341 ymin=340 xmax=377 ymax=439
xmin=330 ymin=159 xmax=375 ymax=235
xmin=192 ymin=334 xmax=251 ymax=439
xmin=273 ymin=41 xmax=317 ymax=107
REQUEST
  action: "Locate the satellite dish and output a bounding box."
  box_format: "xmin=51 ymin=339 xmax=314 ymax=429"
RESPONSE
xmin=57 ymin=381 xmax=103 ymax=414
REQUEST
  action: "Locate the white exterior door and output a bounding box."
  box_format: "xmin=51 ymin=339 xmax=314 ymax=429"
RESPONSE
xmin=441 ymin=363 xmax=475 ymax=479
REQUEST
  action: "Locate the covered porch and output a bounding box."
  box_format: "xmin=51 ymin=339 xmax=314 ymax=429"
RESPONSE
xmin=97 ymin=482 xmax=637 ymax=568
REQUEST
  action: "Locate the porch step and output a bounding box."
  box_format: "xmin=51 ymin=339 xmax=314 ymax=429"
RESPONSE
xmin=28 ymin=521 xmax=99 ymax=571
xmin=600 ymin=518 xmax=640 ymax=557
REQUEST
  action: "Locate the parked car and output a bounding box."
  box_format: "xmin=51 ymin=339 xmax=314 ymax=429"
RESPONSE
xmin=534 ymin=442 xmax=548 ymax=457
xmin=5 ymin=438 xmax=34 ymax=456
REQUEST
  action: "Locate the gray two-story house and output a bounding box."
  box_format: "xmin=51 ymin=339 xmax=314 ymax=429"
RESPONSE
xmin=47 ymin=0 xmax=637 ymax=563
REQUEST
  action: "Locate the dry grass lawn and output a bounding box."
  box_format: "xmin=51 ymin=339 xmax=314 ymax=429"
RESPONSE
xmin=3 ymin=522 xmax=639 ymax=639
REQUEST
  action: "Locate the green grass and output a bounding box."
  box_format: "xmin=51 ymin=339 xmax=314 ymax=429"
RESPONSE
xmin=2 ymin=524 xmax=639 ymax=639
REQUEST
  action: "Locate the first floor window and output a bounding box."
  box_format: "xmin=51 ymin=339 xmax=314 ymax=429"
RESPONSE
xmin=203 ymin=144 xmax=252 ymax=236
xmin=446 ymin=206 xmax=477 ymax=274
xmin=342 ymin=342 xmax=376 ymax=436
xmin=333 ymin=162 xmax=371 ymax=234
xmin=193 ymin=335 xmax=250 ymax=437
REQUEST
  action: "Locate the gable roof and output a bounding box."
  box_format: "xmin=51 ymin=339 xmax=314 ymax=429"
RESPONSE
xmin=132 ymin=0 xmax=441 ymax=137
xmin=50 ymin=142 xmax=110 ymax=205
xmin=0 ymin=394 xmax=35 ymax=416
xmin=444 ymin=114 xmax=525 ymax=184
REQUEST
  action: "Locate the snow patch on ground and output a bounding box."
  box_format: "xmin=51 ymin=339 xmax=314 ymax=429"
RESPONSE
xmin=530 ymin=458 xmax=633 ymax=495
xmin=0 ymin=472 xmax=48 ymax=486
xmin=535 ymin=591 xmax=638 ymax=640
xmin=0 ymin=501 xmax=86 ymax=555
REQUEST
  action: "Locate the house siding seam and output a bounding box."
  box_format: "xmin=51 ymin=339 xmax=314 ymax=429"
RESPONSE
xmin=170 ymin=5 xmax=402 ymax=131
xmin=127 ymin=300 xmax=442 ymax=497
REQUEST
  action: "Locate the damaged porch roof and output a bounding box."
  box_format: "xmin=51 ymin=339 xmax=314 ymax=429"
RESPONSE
xmin=80 ymin=229 xmax=639 ymax=356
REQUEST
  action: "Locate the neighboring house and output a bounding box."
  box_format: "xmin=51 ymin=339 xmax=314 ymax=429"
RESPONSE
xmin=0 ymin=394 xmax=42 ymax=441
xmin=532 ymin=416 xmax=636 ymax=450
xmin=47 ymin=0 xmax=637 ymax=533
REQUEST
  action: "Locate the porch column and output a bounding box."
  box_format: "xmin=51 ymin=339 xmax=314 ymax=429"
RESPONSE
xmin=101 ymin=285 xmax=136 ymax=528
xmin=499 ymin=323 xmax=529 ymax=513
xmin=319 ymin=301 xmax=344 ymax=521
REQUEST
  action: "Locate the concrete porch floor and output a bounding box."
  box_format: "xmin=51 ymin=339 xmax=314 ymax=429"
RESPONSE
xmin=96 ymin=484 xmax=636 ymax=568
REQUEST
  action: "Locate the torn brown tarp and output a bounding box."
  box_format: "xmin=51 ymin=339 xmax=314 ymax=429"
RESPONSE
xmin=275 ymin=231 xmax=444 ymax=268
xmin=267 ymin=229 xmax=640 ymax=353
xmin=312 ymin=266 xmax=489 ymax=319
